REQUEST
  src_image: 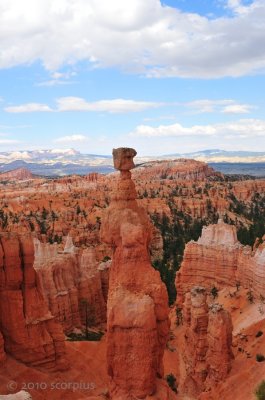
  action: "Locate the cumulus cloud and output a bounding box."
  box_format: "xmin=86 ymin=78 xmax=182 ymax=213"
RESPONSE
xmin=54 ymin=134 xmax=88 ymax=143
xmin=129 ymin=118 xmax=265 ymax=138
xmin=0 ymin=0 xmax=264 ymax=78
xmin=4 ymin=97 xmax=165 ymax=113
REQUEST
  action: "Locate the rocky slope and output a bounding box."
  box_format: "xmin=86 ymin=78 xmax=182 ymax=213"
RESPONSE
xmin=0 ymin=168 xmax=34 ymax=181
xmin=133 ymin=159 xmax=223 ymax=181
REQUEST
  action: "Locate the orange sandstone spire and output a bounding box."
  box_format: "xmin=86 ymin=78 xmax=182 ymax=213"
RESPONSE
xmin=101 ymin=148 xmax=173 ymax=400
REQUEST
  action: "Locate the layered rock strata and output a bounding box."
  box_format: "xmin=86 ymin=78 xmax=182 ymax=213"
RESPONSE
xmin=34 ymin=240 xmax=108 ymax=333
xmin=101 ymin=148 xmax=172 ymax=400
xmin=182 ymin=287 xmax=233 ymax=397
xmin=0 ymin=232 xmax=67 ymax=369
xmin=176 ymin=219 xmax=265 ymax=304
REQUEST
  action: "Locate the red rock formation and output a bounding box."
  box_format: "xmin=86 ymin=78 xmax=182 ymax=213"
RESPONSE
xmin=0 ymin=232 xmax=67 ymax=369
xmin=205 ymin=303 xmax=234 ymax=389
xmin=232 ymin=180 xmax=265 ymax=201
xmin=34 ymin=240 xmax=108 ymax=333
xmin=181 ymin=287 xmax=233 ymax=397
xmin=78 ymin=248 xmax=107 ymax=327
xmin=133 ymin=159 xmax=223 ymax=181
xmin=98 ymin=259 xmax=111 ymax=303
xmin=0 ymin=168 xmax=34 ymax=181
xmin=34 ymin=249 xmax=82 ymax=333
xmin=182 ymin=287 xmax=209 ymax=396
xmin=101 ymin=148 xmax=172 ymax=400
xmin=176 ymin=219 xmax=265 ymax=305
xmin=176 ymin=219 xmax=239 ymax=305
xmin=237 ymin=244 xmax=265 ymax=299
xmin=150 ymin=225 xmax=164 ymax=262
xmin=0 ymin=331 xmax=5 ymax=364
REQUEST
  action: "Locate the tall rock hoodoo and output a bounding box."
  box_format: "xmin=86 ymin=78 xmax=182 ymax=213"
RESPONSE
xmin=101 ymin=148 xmax=172 ymax=400
xmin=0 ymin=232 xmax=67 ymax=369
xmin=205 ymin=303 xmax=234 ymax=389
xmin=182 ymin=287 xmax=209 ymax=396
xmin=182 ymin=287 xmax=233 ymax=397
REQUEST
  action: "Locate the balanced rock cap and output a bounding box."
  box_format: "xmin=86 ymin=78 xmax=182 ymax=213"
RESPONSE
xmin=112 ymin=147 xmax=137 ymax=171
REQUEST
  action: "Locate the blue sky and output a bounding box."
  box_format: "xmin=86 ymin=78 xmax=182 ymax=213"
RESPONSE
xmin=0 ymin=0 xmax=264 ymax=156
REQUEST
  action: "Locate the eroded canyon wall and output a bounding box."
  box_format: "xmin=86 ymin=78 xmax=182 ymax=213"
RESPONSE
xmin=34 ymin=239 xmax=109 ymax=333
xmin=176 ymin=219 xmax=265 ymax=304
xmin=0 ymin=232 xmax=67 ymax=369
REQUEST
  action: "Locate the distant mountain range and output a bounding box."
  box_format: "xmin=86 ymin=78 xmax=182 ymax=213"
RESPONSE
xmin=0 ymin=149 xmax=113 ymax=176
xmin=0 ymin=148 xmax=265 ymax=177
xmin=163 ymin=149 xmax=265 ymax=163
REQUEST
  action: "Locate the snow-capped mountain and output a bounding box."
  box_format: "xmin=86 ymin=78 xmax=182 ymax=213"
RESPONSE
xmin=0 ymin=148 xmax=264 ymax=176
xmin=0 ymin=149 xmax=113 ymax=176
xmin=0 ymin=149 xmax=88 ymax=163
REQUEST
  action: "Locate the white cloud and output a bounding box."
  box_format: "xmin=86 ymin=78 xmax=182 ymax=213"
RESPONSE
xmin=5 ymin=103 xmax=52 ymax=113
xmin=221 ymin=104 xmax=253 ymax=113
xmin=226 ymin=0 xmax=251 ymax=14
xmin=129 ymin=123 xmax=216 ymax=137
xmin=0 ymin=139 xmax=20 ymax=144
xmin=0 ymin=0 xmax=264 ymax=78
xmin=54 ymin=134 xmax=88 ymax=143
xmin=36 ymin=71 xmax=77 ymax=86
xmin=185 ymin=99 xmax=253 ymax=114
xmin=185 ymin=99 xmax=233 ymax=113
xmin=56 ymin=97 xmax=164 ymax=113
xmin=129 ymin=118 xmax=265 ymax=138
xmin=4 ymin=97 xmax=165 ymax=113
